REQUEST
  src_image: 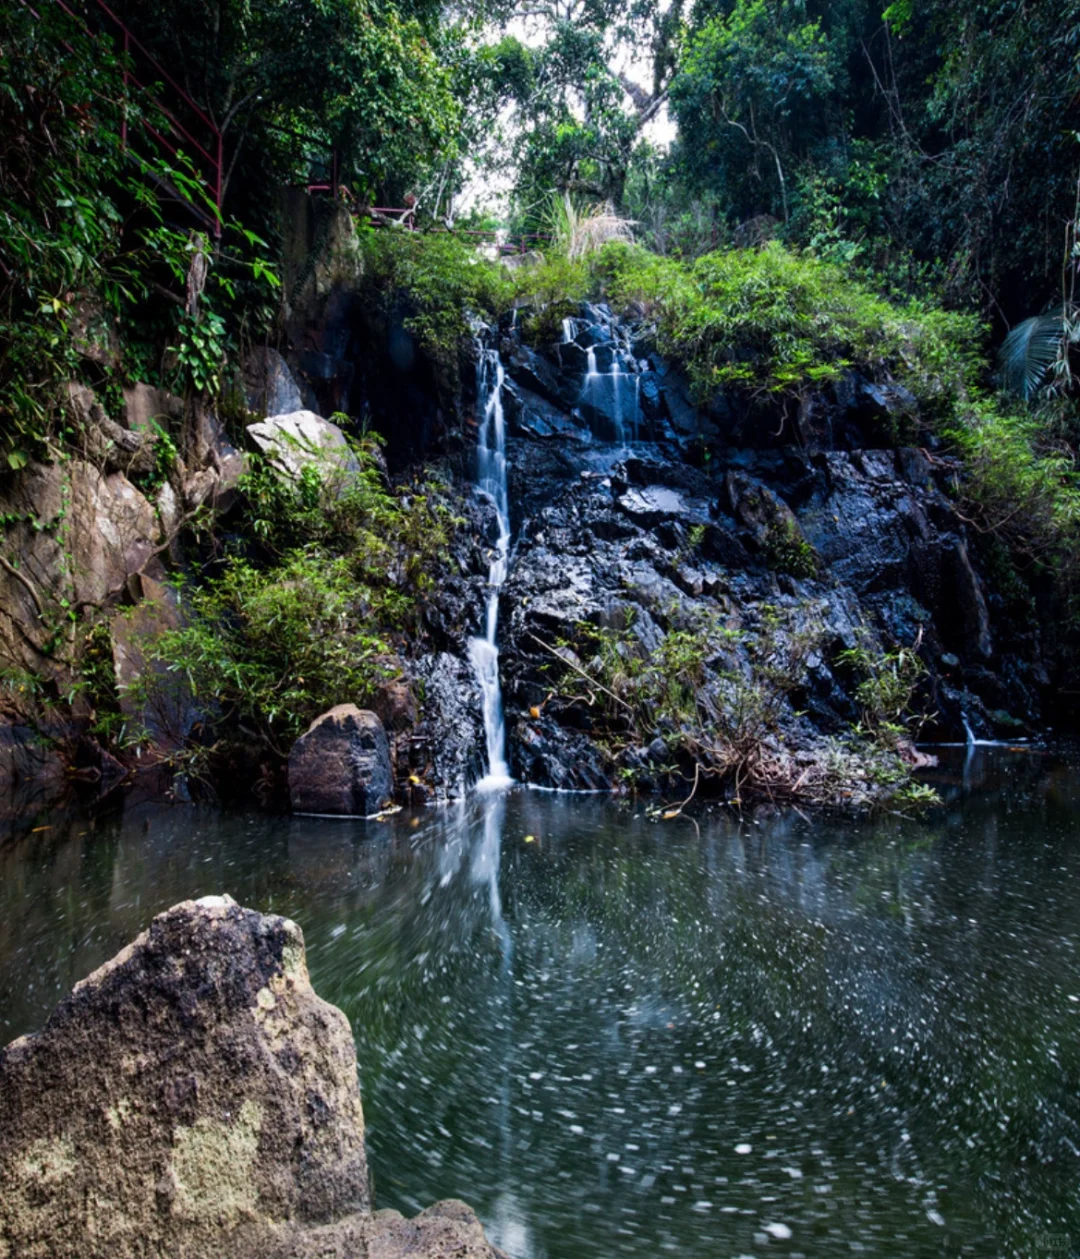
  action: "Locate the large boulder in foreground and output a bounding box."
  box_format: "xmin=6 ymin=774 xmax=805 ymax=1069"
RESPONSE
xmin=0 ymin=895 xmax=367 ymax=1254
xmin=289 ymin=705 xmax=393 ymax=816
xmin=0 ymin=896 xmax=502 ymax=1259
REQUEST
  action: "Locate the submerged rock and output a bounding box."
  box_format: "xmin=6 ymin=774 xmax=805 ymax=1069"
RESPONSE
xmin=0 ymin=896 xmax=502 ymax=1258
xmin=279 ymin=1199 xmax=503 ymax=1257
xmin=289 ymin=705 xmax=393 ymax=816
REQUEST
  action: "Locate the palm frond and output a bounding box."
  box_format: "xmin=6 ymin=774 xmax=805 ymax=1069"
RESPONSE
xmin=999 ymin=311 xmax=1066 ymax=399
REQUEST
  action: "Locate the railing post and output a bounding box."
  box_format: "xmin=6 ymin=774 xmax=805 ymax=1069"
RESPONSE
xmin=214 ymin=130 xmax=223 ymax=238
xmin=121 ymin=29 xmax=129 ymax=150
xmin=331 ymin=149 xmax=339 ymax=199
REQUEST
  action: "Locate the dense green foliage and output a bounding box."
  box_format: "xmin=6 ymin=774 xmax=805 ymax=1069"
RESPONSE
xmin=596 ymin=241 xmax=981 ymax=409
xmin=494 ymin=0 xmax=1080 ymax=325
xmin=5 ymin=0 xmax=1080 ymax=776
xmin=144 ymin=442 xmax=462 ymax=757
xmin=104 ymin=0 xmax=459 ymax=204
xmin=0 ymin=2 xmax=150 ymax=466
xmin=0 ymin=0 xmax=465 ymax=468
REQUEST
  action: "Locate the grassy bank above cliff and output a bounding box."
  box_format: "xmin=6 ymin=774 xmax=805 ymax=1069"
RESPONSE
xmin=360 ymin=228 xmax=1080 ymax=637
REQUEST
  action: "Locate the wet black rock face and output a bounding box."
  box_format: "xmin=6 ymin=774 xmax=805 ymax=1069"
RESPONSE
xmin=336 ymin=302 xmax=1046 ymax=800
xmin=477 ymin=305 xmax=1045 ymax=791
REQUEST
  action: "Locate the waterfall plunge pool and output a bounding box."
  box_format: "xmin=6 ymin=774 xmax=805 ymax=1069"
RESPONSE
xmin=1 ymin=745 xmax=1078 ymax=1257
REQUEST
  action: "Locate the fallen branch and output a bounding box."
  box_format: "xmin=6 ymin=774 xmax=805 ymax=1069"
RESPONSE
xmin=526 ymin=630 xmax=635 ymax=715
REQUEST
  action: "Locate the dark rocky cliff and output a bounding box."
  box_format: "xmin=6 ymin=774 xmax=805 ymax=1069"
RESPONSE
xmin=0 ymin=278 xmax=1048 ymax=818
xmin=357 ymin=300 xmax=1045 ymax=800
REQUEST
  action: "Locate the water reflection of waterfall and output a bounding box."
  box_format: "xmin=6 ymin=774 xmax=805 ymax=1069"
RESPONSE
xmin=469 ymin=793 xmax=528 ymax=1257
xmin=469 ymin=349 xmax=513 ymax=788
xmin=470 ymin=795 xmax=512 ymax=963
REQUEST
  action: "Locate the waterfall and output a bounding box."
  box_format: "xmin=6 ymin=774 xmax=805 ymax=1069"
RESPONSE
xmin=469 ymin=350 xmax=513 ymax=789
xmin=611 ymin=350 xmax=625 ymax=444
xmin=580 ymin=341 xmax=638 ymax=446
xmin=582 ymin=345 xmax=626 ymax=444
xmin=584 ymin=345 xmax=599 ymax=391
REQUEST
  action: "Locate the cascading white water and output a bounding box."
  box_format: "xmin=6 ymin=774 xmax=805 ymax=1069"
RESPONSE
xmin=580 ymin=341 xmax=638 ymax=445
xmin=469 ymin=350 xmax=513 ymax=789
xmin=584 ymin=345 xmax=599 ymax=388
xmin=610 ymin=350 xmax=625 ymax=443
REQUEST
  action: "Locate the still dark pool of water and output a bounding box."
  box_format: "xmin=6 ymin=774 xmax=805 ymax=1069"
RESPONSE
xmin=2 ymin=747 xmax=1079 ymax=1257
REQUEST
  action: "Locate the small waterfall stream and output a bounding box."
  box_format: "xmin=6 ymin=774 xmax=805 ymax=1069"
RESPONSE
xmin=577 ymin=327 xmax=638 ymax=446
xmin=469 ymin=349 xmax=513 ymax=788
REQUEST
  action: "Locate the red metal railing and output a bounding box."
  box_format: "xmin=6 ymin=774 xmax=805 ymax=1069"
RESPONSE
xmin=303 ymin=186 xmax=551 ymax=254
xmin=38 ymin=0 xmax=224 ymax=236
xmin=33 ymin=0 xmax=553 ymax=254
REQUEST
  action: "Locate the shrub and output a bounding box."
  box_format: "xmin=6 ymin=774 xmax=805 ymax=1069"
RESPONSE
xmin=540 ymin=599 xmax=930 ymax=808
xmin=763 ymin=516 xmax=818 ymax=578
xmin=510 ymin=253 xmax=591 ymax=344
xmin=593 ymin=240 xmax=983 ymax=413
xmin=943 ymin=400 xmax=1080 ymax=575
xmin=152 ymin=552 xmax=395 ymax=754
xmin=144 ymin=439 xmax=464 ymax=761
xmin=836 ymin=634 xmax=929 ymax=751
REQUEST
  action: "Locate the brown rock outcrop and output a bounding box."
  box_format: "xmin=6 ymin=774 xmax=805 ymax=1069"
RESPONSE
xmin=289 ymin=705 xmax=393 ymax=816
xmin=0 ymin=459 xmax=161 ymax=677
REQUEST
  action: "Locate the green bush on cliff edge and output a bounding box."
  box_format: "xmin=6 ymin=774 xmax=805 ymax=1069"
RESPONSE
xmin=138 ymin=441 xmax=464 ymax=763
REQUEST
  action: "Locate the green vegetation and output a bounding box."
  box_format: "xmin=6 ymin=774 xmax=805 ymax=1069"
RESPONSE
xmin=762 ymin=515 xmax=818 ymax=580
xmin=140 ymin=441 xmax=464 ymax=762
xmin=497 ymin=0 xmax=1080 ymax=326
xmin=837 ymin=635 xmax=929 ymax=752
xmin=3 ymin=0 xmax=1080 ymax=797
xmin=355 ymin=232 xmax=513 ymax=379
xmin=545 ymin=602 xmax=930 ymax=808
xmin=595 ymin=242 xmax=981 ymax=412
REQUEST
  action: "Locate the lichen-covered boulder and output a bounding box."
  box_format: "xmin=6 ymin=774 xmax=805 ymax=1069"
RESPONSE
xmin=0 ymin=896 xmax=368 ymax=1258
xmin=0 ymin=897 xmax=504 ymax=1259
xmin=246 ymin=411 xmax=358 ymax=485
xmin=289 ymin=705 xmax=393 ymax=816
